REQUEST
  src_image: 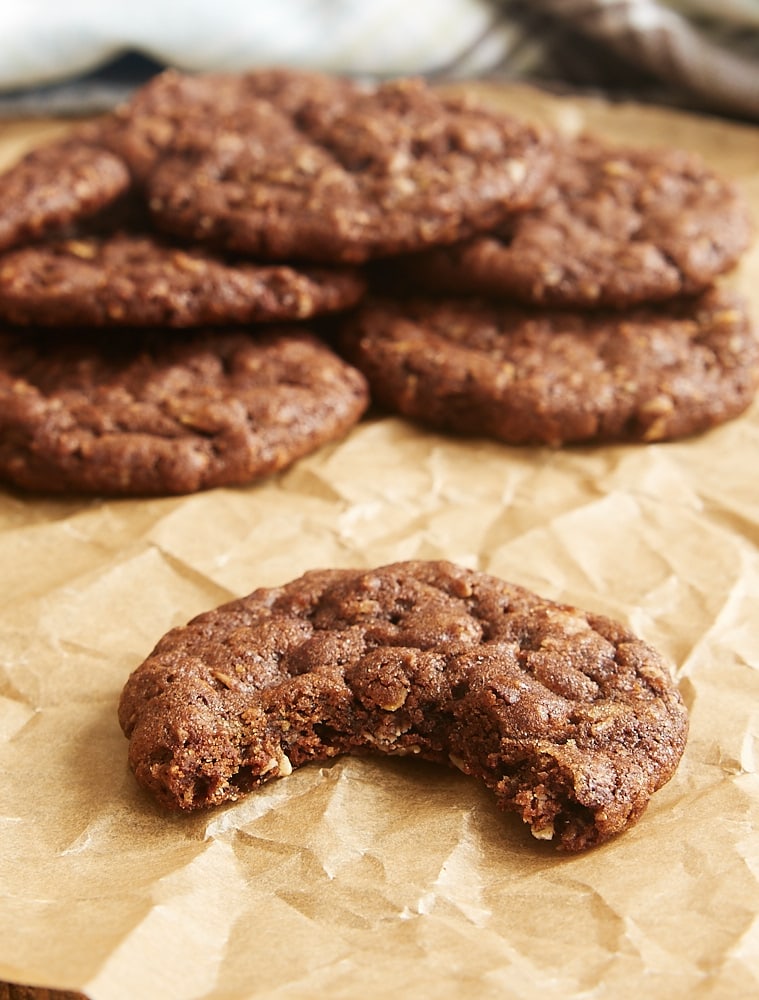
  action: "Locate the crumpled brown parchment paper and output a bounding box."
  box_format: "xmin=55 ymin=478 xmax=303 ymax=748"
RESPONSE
xmin=1 ymin=83 xmax=758 ymax=1000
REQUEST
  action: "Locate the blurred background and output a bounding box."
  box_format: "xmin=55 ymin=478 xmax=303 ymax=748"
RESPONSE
xmin=0 ymin=0 xmax=757 ymax=121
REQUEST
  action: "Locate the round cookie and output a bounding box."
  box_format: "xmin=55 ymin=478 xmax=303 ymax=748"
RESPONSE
xmin=340 ymin=290 xmax=759 ymax=446
xmin=0 ymin=233 xmax=367 ymax=327
xmin=118 ymin=559 xmax=688 ymax=852
xmin=374 ymin=135 xmax=753 ymax=308
xmin=96 ymin=67 xmax=360 ymax=183
xmin=0 ymin=137 xmax=130 ymax=253
xmin=107 ymin=68 xmax=554 ymax=263
xmin=0 ymin=327 xmax=368 ymax=496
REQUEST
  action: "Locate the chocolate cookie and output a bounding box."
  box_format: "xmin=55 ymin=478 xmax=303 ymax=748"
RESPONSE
xmin=97 ymin=67 xmax=359 ymax=183
xmin=0 ymin=233 xmax=367 ymax=327
xmin=339 ymin=290 xmax=759 ymax=445
xmin=0 ymin=986 xmax=83 ymax=1000
xmin=0 ymin=327 xmax=368 ymax=495
xmin=107 ymin=68 xmax=554 ymax=263
xmin=375 ymin=135 xmax=752 ymax=308
xmin=118 ymin=560 xmax=688 ymax=851
xmin=0 ymin=138 xmax=130 ymax=253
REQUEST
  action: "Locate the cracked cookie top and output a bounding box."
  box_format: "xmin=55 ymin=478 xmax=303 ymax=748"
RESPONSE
xmin=340 ymin=288 xmax=759 ymax=445
xmin=97 ymin=68 xmax=554 ymax=263
xmin=119 ymin=560 xmax=688 ymax=851
xmin=0 ymin=232 xmax=366 ymax=327
xmin=373 ymin=135 xmax=753 ymax=307
xmin=0 ymin=326 xmax=368 ymax=495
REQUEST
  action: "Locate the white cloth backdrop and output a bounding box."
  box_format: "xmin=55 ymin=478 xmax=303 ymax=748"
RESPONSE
xmin=0 ymin=1 xmax=758 ymax=117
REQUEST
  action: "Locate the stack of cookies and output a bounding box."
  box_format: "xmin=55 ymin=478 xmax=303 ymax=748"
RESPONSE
xmin=0 ymin=67 xmax=755 ymax=496
xmin=349 ymin=131 xmax=758 ymax=447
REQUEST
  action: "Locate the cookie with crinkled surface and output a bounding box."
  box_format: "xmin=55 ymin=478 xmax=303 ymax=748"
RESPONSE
xmin=0 ymin=232 xmax=366 ymax=327
xmin=0 ymin=137 xmax=130 ymax=253
xmin=339 ymin=290 xmax=759 ymax=445
xmin=118 ymin=559 xmax=688 ymax=852
xmin=107 ymin=68 xmax=554 ymax=263
xmin=0 ymin=326 xmax=368 ymax=496
xmin=96 ymin=67 xmax=359 ymax=183
xmin=375 ymin=135 xmax=752 ymax=308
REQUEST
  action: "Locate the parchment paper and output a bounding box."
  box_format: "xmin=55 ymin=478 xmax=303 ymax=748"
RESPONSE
xmin=1 ymin=84 xmax=758 ymax=1000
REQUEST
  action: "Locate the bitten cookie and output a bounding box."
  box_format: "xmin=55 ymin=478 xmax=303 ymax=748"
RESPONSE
xmin=0 ymin=138 xmax=130 ymax=253
xmin=118 ymin=560 xmax=688 ymax=852
xmin=339 ymin=290 xmax=759 ymax=445
xmin=374 ymin=135 xmax=752 ymax=308
xmin=0 ymin=327 xmax=368 ymax=495
xmin=0 ymin=233 xmax=367 ymax=327
xmin=101 ymin=67 xmax=554 ymax=263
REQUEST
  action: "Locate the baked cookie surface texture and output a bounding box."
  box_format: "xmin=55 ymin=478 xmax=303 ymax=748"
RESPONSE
xmin=0 ymin=138 xmax=130 ymax=253
xmin=102 ymin=68 xmax=554 ymax=263
xmin=0 ymin=233 xmax=367 ymax=327
xmin=340 ymin=290 xmax=759 ymax=445
xmin=377 ymin=135 xmax=752 ymax=308
xmin=118 ymin=560 xmax=689 ymax=852
xmin=0 ymin=327 xmax=368 ymax=495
